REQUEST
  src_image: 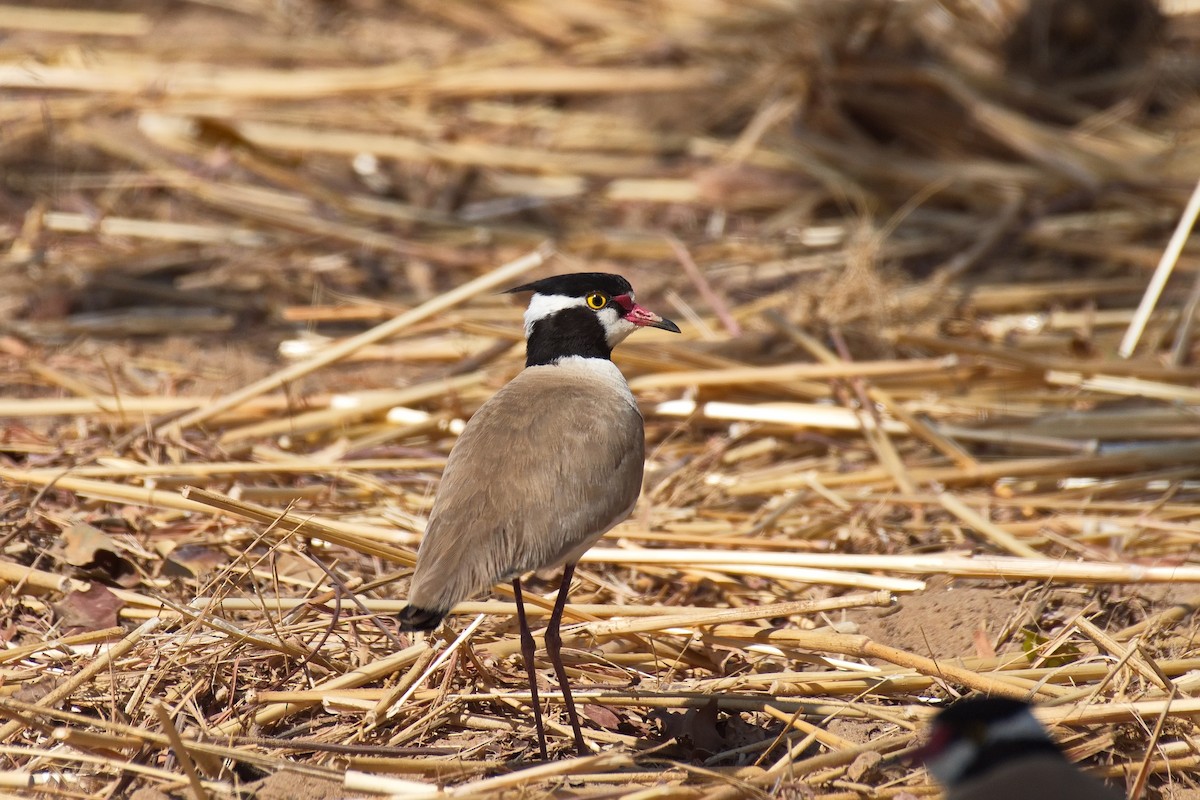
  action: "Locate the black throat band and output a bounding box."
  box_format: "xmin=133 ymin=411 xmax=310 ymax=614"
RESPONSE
xmin=525 ymin=307 xmax=611 ymax=367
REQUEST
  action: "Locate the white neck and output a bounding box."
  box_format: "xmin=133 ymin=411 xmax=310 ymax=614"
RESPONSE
xmin=927 ymin=738 xmax=978 ymax=787
xmin=543 ymin=356 xmax=636 ymax=406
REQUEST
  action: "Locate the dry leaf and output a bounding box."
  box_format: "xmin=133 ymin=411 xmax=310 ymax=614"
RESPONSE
xmin=653 ymin=698 xmax=727 ymax=757
xmin=62 ymin=522 xmax=117 ymax=566
xmin=60 ymin=522 xmax=138 ymax=586
xmin=53 ymin=583 xmax=125 ymax=633
xmin=582 ymin=703 xmax=622 ymax=731
xmin=13 ymin=675 xmax=63 ymax=704
xmin=163 ymin=544 xmax=228 ymax=578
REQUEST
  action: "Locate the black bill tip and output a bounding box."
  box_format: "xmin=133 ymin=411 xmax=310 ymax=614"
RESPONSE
xmin=650 ymin=317 xmax=682 ymax=333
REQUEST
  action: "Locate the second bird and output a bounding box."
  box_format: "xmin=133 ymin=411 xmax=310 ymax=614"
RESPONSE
xmin=918 ymin=696 xmax=1123 ymax=800
xmin=399 ymin=272 xmax=680 ymax=758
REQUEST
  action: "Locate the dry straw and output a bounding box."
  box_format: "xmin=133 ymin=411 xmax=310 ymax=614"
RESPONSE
xmin=2 ymin=1 xmax=1199 ymax=798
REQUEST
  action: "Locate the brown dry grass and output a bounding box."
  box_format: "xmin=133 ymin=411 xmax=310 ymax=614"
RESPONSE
xmin=3 ymin=0 xmax=1200 ymax=798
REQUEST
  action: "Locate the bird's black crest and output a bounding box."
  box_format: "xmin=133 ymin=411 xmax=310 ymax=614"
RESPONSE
xmin=505 ymin=272 xmax=633 ymax=298
xmin=933 ymin=696 xmax=1033 ymax=732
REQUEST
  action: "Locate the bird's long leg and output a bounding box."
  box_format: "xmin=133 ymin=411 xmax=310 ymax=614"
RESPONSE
xmin=544 ymin=562 xmax=587 ymax=755
xmin=512 ymin=578 xmax=548 ymax=760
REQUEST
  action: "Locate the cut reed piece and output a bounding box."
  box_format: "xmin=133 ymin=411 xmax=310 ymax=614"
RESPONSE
xmin=578 ymin=591 xmax=894 ymax=638
xmin=179 ymin=486 xmax=418 ymax=557
xmin=0 ymin=561 xmax=78 ymax=594
xmin=1119 ymin=174 xmax=1200 ymax=357
xmin=0 ymin=63 xmax=717 ymax=99
xmin=221 ymin=118 xmax=663 ymax=177
xmin=653 ymin=399 xmax=910 ymax=433
xmin=43 ymin=211 xmax=266 ymax=246
xmin=727 ymin=441 xmax=1200 ymax=494
xmin=628 ymin=356 xmax=959 ymax=391
xmin=689 ymin=657 xmax=1200 ymax=697
xmin=1045 ymin=370 xmax=1200 ymax=403
xmin=0 ymin=627 xmax=125 ymax=665
xmin=581 ymin=549 xmax=1200 ymax=583
xmin=341 ymin=771 xmax=442 ymax=797
xmin=0 ymin=395 xmax=292 ymax=419
xmin=0 ymin=5 xmax=149 ymax=35
xmin=188 ymin=598 xmax=746 ymax=617
xmin=215 ymin=373 xmax=484 ymax=444
xmin=9 ymin=458 xmax=445 ymax=479
xmin=938 ymin=491 xmax=1042 ymax=558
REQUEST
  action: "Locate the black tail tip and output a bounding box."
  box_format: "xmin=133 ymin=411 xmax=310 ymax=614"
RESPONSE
xmin=398 ymin=604 xmax=445 ymax=632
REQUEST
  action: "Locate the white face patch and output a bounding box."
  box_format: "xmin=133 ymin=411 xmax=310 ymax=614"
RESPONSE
xmin=595 ymin=306 xmax=638 ymax=348
xmin=926 ymin=736 xmax=977 ymax=787
xmin=985 ymin=709 xmax=1048 ymax=746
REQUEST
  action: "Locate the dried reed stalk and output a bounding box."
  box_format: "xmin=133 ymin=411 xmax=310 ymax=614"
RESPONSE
xmin=4 ymin=1 xmax=1200 ymax=797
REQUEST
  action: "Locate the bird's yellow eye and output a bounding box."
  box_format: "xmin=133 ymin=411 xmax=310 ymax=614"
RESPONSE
xmin=586 ymin=292 xmax=608 ymax=310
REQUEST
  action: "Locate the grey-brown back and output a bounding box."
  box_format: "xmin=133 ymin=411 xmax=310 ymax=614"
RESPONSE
xmin=407 ymin=360 xmax=644 ymax=617
xmin=947 ymin=755 xmax=1124 ymax=800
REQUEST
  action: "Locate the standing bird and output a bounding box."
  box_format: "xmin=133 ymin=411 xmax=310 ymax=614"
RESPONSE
xmin=917 ymin=696 xmax=1123 ymax=800
xmin=398 ymin=272 xmax=680 ymax=758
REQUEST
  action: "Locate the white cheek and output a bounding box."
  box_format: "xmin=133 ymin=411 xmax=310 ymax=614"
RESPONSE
xmin=598 ymin=307 xmax=636 ymax=346
xmin=986 ymin=710 xmax=1047 ymax=745
xmin=926 ymin=739 xmax=977 ymax=787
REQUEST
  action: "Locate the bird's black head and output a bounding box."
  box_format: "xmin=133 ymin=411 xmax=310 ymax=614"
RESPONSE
xmin=932 ymin=696 xmax=1035 ymax=736
xmin=917 ymin=696 xmax=1060 ymax=788
xmin=506 ymin=272 xmax=635 ymax=299
xmin=505 ymin=272 xmax=680 ymax=367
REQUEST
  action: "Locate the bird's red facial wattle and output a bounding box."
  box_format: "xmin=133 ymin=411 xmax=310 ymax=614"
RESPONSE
xmin=613 ymin=293 xmax=681 ymax=332
xmin=911 ymin=724 xmax=952 ymax=764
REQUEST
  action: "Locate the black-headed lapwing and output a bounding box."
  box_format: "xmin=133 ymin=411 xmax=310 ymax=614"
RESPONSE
xmin=917 ymin=696 xmax=1123 ymax=800
xmin=398 ymin=272 xmax=680 ymax=758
